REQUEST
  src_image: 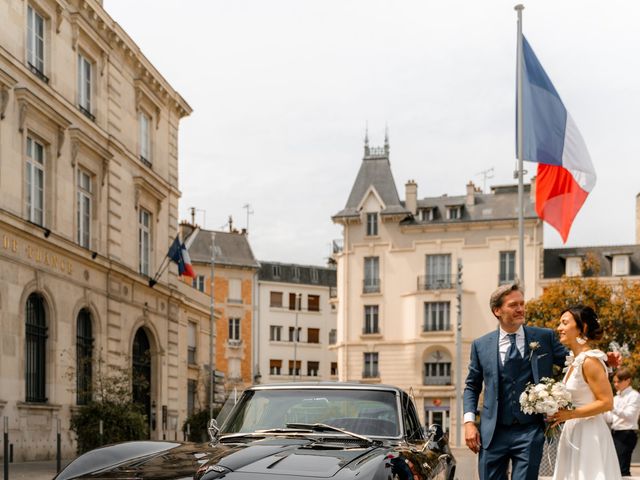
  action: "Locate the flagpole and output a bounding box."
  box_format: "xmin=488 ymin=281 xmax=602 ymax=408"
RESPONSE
xmin=515 ymin=4 xmax=525 ymax=293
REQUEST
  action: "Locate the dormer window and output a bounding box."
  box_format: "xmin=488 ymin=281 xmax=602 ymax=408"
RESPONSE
xmin=447 ymin=206 xmax=462 ymax=220
xmin=565 ymin=256 xmax=582 ymax=277
xmin=420 ymin=208 xmax=434 ymax=221
xmin=366 ymin=212 xmax=378 ymax=236
xmin=272 ymin=265 xmax=281 ymax=278
xmin=612 ymin=254 xmax=630 ymax=276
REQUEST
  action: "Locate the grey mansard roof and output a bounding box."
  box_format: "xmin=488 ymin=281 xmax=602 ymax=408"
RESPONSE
xmin=187 ymin=228 xmax=260 ymax=269
xmin=543 ymin=245 xmax=640 ymax=278
xmin=332 ymin=149 xmax=409 ymax=221
xmin=259 ymin=261 xmax=336 ymax=287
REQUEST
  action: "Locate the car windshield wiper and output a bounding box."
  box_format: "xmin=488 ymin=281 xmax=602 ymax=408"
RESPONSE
xmin=285 ymin=422 xmax=375 ymax=444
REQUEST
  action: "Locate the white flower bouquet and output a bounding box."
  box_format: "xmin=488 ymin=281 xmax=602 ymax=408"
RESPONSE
xmin=519 ymin=377 xmax=573 ymax=438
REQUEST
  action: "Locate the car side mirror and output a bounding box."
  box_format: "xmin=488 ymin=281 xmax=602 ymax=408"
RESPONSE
xmin=208 ymin=418 xmax=220 ymax=444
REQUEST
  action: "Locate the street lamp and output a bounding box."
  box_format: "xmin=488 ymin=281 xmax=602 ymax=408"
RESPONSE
xmin=209 ymin=232 xmax=216 ymax=420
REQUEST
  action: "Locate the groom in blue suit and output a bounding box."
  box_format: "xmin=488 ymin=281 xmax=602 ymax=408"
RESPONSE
xmin=463 ymin=283 xmax=566 ymax=480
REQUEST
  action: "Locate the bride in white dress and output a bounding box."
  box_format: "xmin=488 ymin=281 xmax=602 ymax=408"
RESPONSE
xmin=550 ymin=305 xmax=621 ymax=480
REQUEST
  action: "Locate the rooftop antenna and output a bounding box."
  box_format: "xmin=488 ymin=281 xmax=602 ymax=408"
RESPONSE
xmin=476 ymin=167 xmax=495 ymax=192
xmin=243 ymin=203 xmax=254 ymax=235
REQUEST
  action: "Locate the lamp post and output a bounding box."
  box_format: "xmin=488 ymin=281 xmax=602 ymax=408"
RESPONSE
xmin=209 ymin=232 xmax=216 ymax=420
xmin=292 ymin=293 xmax=301 ymax=381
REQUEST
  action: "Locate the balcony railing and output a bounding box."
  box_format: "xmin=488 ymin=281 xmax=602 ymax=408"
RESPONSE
xmin=362 ymin=325 xmax=379 ymax=335
xmin=417 ymin=275 xmax=454 ymax=291
xmin=362 ymin=369 xmax=379 ymax=379
xmin=363 ymin=278 xmax=380 ymax=293
xmin=422 ymin=322 xmax=451 ymax=333
xmin=423 ymin=376 xmax=452 ymax=386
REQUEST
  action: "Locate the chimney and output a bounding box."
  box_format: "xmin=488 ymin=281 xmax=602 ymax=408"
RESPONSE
xmin=405 ymin=180 xmax=417 ymax=215
xmin=530 ymin=176 xmax=537 ymax=204
xmin=636 ymin=193 xmax=640 ymax=244
xmin=466 ymin=181 xmax=476 ymax=207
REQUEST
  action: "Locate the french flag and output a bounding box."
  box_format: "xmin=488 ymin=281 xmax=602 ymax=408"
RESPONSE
xmin=518 ymin=36 xmax=596 ymax=243
xmin=167 ymin=232 xmax=196 ymax=278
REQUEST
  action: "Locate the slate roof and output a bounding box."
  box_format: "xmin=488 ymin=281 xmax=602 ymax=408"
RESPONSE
xmin=332 ymin=151 xmax=409 ymax=220
xmin=187 ymin=228 xmax=260 ymax=269
xmin=259 ymin=261 xmax=336 ymax=287
xmin=543 ymin=245 xmax=640 ymax=278
xmin=406 ymin=185 xmax=537 ymax=225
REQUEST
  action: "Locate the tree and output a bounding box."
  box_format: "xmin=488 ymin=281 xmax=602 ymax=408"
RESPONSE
xmin=70 ymin=355 xmax=149 ymax=453
xmin=526 ymin=257 xmax=640 ymax=387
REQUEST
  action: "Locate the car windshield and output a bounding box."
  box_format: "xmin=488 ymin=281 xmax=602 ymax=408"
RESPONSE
xmin=220 ymin=388 xmax=400 ymax=438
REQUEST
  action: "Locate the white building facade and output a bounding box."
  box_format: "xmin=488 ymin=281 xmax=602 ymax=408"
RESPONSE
xmin=257 ymin=261 xmax=338 ymax=383
xmin=332 ymin=137 xmax=542 ymax=445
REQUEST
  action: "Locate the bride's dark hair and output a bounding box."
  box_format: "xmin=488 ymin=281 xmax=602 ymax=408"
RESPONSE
xmin=563 ymin=305 xmax=603 ymax=341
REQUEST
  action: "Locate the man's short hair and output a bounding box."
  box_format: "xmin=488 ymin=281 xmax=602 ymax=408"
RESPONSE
xmin=614 ymin=367 xmax=632 ymax=382
xmin=489 ymin=283 xmax=523 ymax=316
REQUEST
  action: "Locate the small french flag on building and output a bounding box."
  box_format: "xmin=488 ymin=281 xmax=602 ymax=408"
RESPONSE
xmin=518 ymin=36 xmax=596 ymax=242
xmin=167 ymin=232 xmax=196 ymax=278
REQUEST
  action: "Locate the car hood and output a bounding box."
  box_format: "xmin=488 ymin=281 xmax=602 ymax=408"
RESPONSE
xmin=55 ymin=438 xmax=385 ymax=480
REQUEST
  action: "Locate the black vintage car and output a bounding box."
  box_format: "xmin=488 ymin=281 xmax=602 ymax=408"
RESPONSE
xmin=55 ymin=383 xmax=456 ymax=480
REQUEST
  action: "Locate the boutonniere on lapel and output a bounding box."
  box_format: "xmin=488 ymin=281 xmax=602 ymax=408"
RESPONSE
xmin=528 ymin=341 xmax=541 ymax=361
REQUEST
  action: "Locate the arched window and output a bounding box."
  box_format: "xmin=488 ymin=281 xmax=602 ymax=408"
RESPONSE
xmin=76 ymin=308 xmax=93 ymax=405
xmin=423 ymin=349 xmax=452 ymax=386
xmin=132 ymin=328 xmax=152 ymax=435
xmin=25 ymin=293 xmax=47 ymax=402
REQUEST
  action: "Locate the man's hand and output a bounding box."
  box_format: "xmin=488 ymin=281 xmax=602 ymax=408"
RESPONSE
xmin=464 ymin=421 xmax=481 ymax=454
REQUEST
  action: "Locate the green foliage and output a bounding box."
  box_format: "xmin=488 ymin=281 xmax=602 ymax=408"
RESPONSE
xmin=526 ymin=268 xmax=640 ymax=389
xmin=183 ymin=408 xmax=221 ymax=443
xmin=70 ymin=356 xmax=149 ymax=454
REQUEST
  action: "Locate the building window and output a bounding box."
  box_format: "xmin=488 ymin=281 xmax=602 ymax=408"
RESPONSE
xmin=330 ymin=362 xmax=338 ymax=376
xmin=310 ymin=268 xmax=319 ymax=283
xmin=364 ymin=305 xmax=379 ymax=334
xmin=499 ymin=251 xmax=516 ymax=284
xmin=289 ymin=293 xmax=301 ymax=311
xmin=424 ymin=254 xmax=451 ymax=289
xmin=424 ymin=302 xmax=450 ymax=332
xmin=25 ymin=293 xmax=47 ymax=403
xmin=363 ymin=352 xmax=379 ymax=378
xmin=447 ymin=206 xmax=462 ymax=220
xmin=272 ymin=264 xmax=281 ymax=278
xmin=307 ymin=328 xmax=320 ymax=344
xmin=76 ymin=308 xmax=93 ymax=405
xmin=192 ymin=275 xmax=205 ymax=292
xmin=307 ymin=361 xmax=319 ymax=377
xmin=139 ymin=111 xmax=151 ymax=166
xmin=269 ymin=359 xmax=282 ymax=375
xmin=612 ymin=255 xmax=630 ymax=276
xmin=187 ymin=322 xmax=197 ymax=364
xmin=307 ymin=294 xmax=320 ymax=312
xmin=420 ymin=208 xmax=435 ymax=221
xmin=76 ymin=169 xmax=92 ymax=248
xmin=366 ymin=212 xmax=378 ymax=236
xmin=292 ymin=266 xmax=301 ymax=280
xmin=565 ymin=257 xmax=582 ymax=277
xmin=138 ymin=208 xmax=151 ymax=276
xmin=363 ymin=256 xmax=380 ymax=293
xmin=424 ymin=350 xmax=452 ymax=385
xmin=288 ymin=360 xmax=301 ymax=376
xmin=288 ymin=327 xmax=301 ymax=342
xmin=27 ymin=6 xmax=46 ymax=81
xmin=228 ymin=318 xmax=241 ymax=342
xmin=328 ymin=329 xmax=337 ymax=345
xmin=269 ymin=325 xmax=282 ymax=341
xmin=26 ymin=136 xmax=45 ymax=226
xmin=270 ymin=291 xmax=283 ymax=308
xmin=228 ymin=278 xmax=242 ymax=304
xmin=187 ymin=379 xmax=197 ymax=416
xmin=77 ymin=53 xmax=93 ymax=119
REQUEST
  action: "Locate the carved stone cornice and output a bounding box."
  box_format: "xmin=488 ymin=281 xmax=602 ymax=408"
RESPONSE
xmin=133 ymin=176 xmax=166 ymax=220
xmin=0 ymin=68 xmax=17 ymax=121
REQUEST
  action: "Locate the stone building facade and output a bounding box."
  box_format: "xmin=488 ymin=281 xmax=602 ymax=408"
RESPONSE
xmin=0 ymin=0 xmax=209 ymax=460
xmin=331 ymin=135 xmax=542 ymax=445
xmin=257 ymin=261 xmax=337 ymax=383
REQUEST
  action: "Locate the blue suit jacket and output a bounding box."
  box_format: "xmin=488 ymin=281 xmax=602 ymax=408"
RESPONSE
xmin=463 ymin=325 xmax=566 ymax=448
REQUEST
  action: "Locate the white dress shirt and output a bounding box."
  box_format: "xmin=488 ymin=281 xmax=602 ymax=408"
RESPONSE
xmin=464 ymin=326 xmax=526 ymax=423
xmin=604 ymin=386 xmax=640 ymax=431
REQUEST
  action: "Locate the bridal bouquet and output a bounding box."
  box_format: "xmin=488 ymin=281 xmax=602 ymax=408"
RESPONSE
xmin=519 ymin=377 xmax=572 ymax=438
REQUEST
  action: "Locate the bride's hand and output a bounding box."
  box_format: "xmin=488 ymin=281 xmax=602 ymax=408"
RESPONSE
xmin=549 ymin=408 xmax=574 ymax=428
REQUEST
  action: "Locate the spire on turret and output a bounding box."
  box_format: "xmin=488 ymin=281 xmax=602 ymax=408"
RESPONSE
xmin=384 ymin=124 xmax=389 ymax=155
xmin=364 ymin=123 xmax=370 ymax=157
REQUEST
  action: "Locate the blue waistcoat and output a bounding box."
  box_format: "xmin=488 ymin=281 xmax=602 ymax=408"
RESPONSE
xmin=497 ymin=351 xmax=536 ymax=426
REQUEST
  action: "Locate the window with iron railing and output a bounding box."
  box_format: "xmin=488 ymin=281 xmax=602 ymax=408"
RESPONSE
xmin=188 ymin=322 xmax=197 ymax=364
xmin=307 ymin=361 xmax=319 ymax=377
xmin=76 ymin=308 xmax=93 ymax=405
xmin=363 ymin=305 xmax=379 ymax=334
xmin=331 ymin=362 xmax=338 ymax=376
xmin=423 ymin=302 xmax=451 ymax=331
xmin=270 ymin=359 xmax=282 ymax=375
xmin=363 ymin=352 xmax=379 ymax=378
xmin=424 ymin=361 xmax=452 ymax=385
xmin=26 ymin=293 xmax=47 ymax=403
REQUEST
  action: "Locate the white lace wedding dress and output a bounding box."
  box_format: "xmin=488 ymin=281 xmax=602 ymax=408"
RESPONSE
xmin=552 ymin=349 xmax=621 ymax=480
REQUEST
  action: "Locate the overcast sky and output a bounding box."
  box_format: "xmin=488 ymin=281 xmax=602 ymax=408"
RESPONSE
xmin=104 ymin=0 xmax=640 ymax=266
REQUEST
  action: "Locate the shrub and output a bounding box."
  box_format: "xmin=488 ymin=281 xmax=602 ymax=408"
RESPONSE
xmin=183 ymin=408 xmax=221 ymax=443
